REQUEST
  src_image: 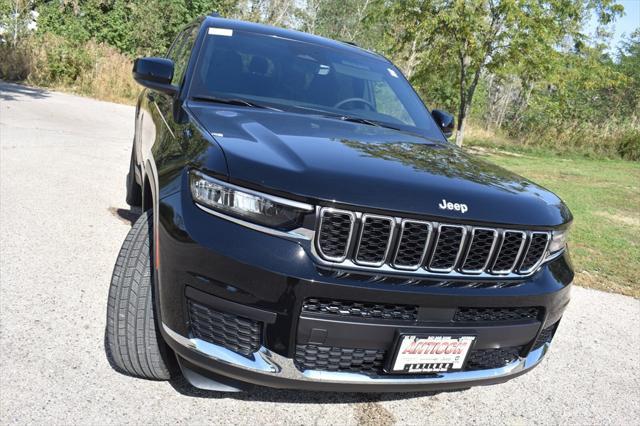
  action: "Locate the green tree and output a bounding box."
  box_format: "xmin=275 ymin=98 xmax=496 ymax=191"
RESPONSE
xmin=617 ymin=29 xmax=640 ymax=113
xmin=35 ymin=0 xmax=238 ymax=56
xmin=0 ymin=0 xmax=36 ymax=46
xmin=381 ymin=0 xmax=624 ymax=147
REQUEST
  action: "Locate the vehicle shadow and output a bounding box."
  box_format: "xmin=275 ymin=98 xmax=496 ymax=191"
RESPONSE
xmin=0 ymin=81 xmax=50 ymax=101
xmin=108 ymin=206 xmax=141 ymax=226
xmin=168 ymin=374 xmax=451 ymax=403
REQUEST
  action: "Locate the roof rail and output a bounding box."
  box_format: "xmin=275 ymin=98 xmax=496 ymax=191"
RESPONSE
xmin=341 ymin=40 xmax=359 ymax=47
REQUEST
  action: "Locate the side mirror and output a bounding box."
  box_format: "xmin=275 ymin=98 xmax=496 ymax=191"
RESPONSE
xmin=132 ymin=57 xmax=177 ymax=96
xmin=431 ymin=109 xmax=455 ymax=138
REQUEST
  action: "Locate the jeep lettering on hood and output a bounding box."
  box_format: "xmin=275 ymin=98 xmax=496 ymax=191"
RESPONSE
xmin=438 ymin=199 xmax=468 ymax=214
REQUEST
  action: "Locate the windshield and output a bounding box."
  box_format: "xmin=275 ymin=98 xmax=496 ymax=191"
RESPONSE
xmin=190 ymin=28 xmax=443 ymax=139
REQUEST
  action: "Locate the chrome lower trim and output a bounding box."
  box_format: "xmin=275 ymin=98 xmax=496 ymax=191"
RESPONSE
xmin=163 ymin=323 xmax=281 ymax=374
xmin=164 ymin=323 xmax=550 ymax=386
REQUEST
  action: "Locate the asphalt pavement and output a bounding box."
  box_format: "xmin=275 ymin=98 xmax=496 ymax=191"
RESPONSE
xmin=1 ymin=81 xmax=639 ymax=425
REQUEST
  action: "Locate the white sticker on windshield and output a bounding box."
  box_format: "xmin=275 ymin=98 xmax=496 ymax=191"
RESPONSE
xmin=387 ymin=68 xmax=399 ymax=78
xmin=208 ymin=27 xmax=233 ymax=36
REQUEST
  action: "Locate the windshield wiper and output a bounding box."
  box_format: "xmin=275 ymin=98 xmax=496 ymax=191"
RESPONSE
xmin=191 ymin=95 xmax=282 ymax=111
xmin=290 ymin=104 xmax=401 ymax=131
xmin=339 ymin=115 xmax=390 ymax=128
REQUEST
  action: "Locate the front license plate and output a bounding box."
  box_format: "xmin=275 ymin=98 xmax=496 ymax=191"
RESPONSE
xmin=390 ymin=335 xmax=476 ymax=373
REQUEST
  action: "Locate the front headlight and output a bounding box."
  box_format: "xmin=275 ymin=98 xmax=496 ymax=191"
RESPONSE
xmin=548 ymin=228 xmax=569 ymax=254
xmin=190 ymin=170 xmax=313 ymax=230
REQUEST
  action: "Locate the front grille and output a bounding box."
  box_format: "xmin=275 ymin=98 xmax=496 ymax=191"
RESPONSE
xmin=317 ymin=210 xmax=354 ymax=261
xmin=465 ymin=347 xmax=522 ymax=371
xmin=294 ymin=344 xmax=385 ymax=373
xmin=302 ymin=298 xmax=418 ymax=321
xmin=519 ymin=232 xmax=550 ymax=272
xmin=188 ymin=300 xmax=262 ymax=356
xmin=492 ymin=231 xmax=526 ymax=273
xmin=393 ymin=221 xmax=431 ymax=268
xmin=461 ymin=228 xmax=497 ymax=272
xmin=429 ymin=225 xmax=466 ymax=271
xmin=453 ymin=307 xmax=541 ymax=322
xmin=315 ymin=208 xmax=550 ymax=277
xmin=355 ymin=215 xmax=394 ymax=265
xmin=294 ymin=344 xmax=524 ymax=374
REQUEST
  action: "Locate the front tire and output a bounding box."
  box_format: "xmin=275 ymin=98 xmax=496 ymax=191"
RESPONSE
xmin=106 ymin=210 xmax=173 ymax=380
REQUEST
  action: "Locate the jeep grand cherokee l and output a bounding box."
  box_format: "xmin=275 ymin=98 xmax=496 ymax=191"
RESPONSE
xmin=106 ymin=15 xmax=573 ymax=392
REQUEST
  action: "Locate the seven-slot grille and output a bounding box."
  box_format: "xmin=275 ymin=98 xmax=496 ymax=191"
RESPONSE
xmin=316 ymin=208 xmax=550 ymax=276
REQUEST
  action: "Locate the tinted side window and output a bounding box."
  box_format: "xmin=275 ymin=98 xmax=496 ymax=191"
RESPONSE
xmin=166 ymin=30 xmax=188 ymax=64
xmin=166 ymin=26 xmax=199 ymax=86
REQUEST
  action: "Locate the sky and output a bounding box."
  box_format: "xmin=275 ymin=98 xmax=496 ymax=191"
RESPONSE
xmin=588 ymin=0 xmax=640 ymax=52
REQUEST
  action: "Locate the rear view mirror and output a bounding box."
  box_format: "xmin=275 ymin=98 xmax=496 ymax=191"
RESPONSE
xmin=431 ymin=109 xmax=455 ymax=138
xmin=133 ymin=57 xmax=178 ymax=96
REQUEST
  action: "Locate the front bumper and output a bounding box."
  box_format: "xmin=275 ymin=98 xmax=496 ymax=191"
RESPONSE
xmin=162 ymin=322 xmax=552 ymax=392
xmin=155 ymin=181 xmax=573 ymax=392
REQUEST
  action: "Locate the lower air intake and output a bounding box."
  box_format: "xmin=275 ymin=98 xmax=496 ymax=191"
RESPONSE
xmin=465 ymin=347 xmax=523 ymax=371
xmin=453 ymin=307 xmax=541 ymax=322
xmin=294 ymin=344 xmax=386 ymax=373
xmin=302 ymin=298 xmax=418 ymax=321
xmin=188 ymin=300 xmax=262 ymax=356
xmin=294 ymin=344 xmax=526 ymax=374
xmin=533 ymin=323 xmax=557 ymax=349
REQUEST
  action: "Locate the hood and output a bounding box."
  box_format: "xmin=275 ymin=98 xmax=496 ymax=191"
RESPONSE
xmin=188 ymin=103 xmax=572 ymax=227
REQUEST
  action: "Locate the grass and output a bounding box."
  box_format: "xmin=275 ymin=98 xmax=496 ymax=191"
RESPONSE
xmin=468 ymin=145 xmax=640 ymax=298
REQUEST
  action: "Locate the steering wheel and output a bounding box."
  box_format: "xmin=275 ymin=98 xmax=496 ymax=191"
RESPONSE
xmin=334 ymin=97 xmax=375 ymax=111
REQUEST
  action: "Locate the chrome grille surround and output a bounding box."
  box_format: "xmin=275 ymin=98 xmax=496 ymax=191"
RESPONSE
xmin=316 ymin=208 xmax=356 ymax=262
xmin=518 ymin=232 xmax=552 ymax=274
xmin=313 ymin=207 xmax=552 ymax=278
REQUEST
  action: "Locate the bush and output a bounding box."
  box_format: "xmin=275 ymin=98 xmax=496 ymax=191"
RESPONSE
xmin=617 ymin=131 xmax=640 ymax=161
xmin=29 ymin=34 xmax=93 ymax=86
xmin=0 ymin=42 xmax=33 ymax=81
xmin=0 ymin=34 xmax=137 ymax=104
xmin=74 ymin=40 xmax=138 ymax=103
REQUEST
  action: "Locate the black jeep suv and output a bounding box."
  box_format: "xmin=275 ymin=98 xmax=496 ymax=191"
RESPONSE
xmin=106 ymin=15 xmax=573 ymax=392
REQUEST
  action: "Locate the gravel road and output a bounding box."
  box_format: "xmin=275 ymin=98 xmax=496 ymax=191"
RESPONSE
xmin=1 ymin=82 xmax=639 ymax=425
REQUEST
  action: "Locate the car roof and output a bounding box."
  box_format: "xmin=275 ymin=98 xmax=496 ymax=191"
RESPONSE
xmin=202 ymin=16 xmax=388 ymax=62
